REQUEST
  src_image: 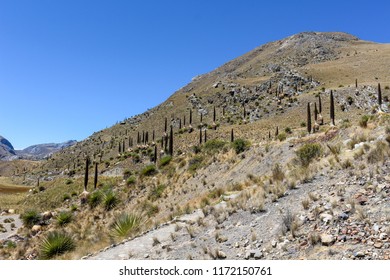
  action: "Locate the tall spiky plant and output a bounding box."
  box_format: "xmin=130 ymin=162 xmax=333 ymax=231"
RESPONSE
xmin=168 ymin=126 xmax=173 ymax=156
xmin=318 ymin=93 xmax=322 ymax=113
xmin=84 ymin=157 xmax=90 ymax=192
xmin=314 ymin=102 xmax=318 ymax=123
xmin=204 ymin=129 xmax=207 ymax=143
xmin=275 ymin=126 xmax=279 ymax=137
xmin=330 ymin=90 xmax=335 ymax=126
xmin=307 ymin=102 xmax=312 ymax=134
xmin=154 ymin=145 xmax=157 ymax=164
xmin=94 ymin=162 xmax=98 ymax=190
xmin=199 ymin=128 xmax=203 ymax=145
xmin=231 ymin=129 xmax=234 ymax=142
xmin=378 ymin=83 xmax=382 ymax=111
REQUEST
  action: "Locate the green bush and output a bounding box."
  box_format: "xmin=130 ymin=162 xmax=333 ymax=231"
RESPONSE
xmin=359 ymin=115 xmax=370 ymax=128
xmin=20 ymin=210 xmax=41 ymax=228
xmin=126 ymin=176 xmax=136 ymax=186
xmin=296 ymin=143 xmax=322 ymax=166
xmin=158 ymin=155 xmax=172 ymax=167
xmin=141 ymin=165 xmax=157 ymax=176
xmin=277 ymin=133 xmax=287 ymax=142
xmin=56 ymin=211 xmax=72 ymax=227
xmin=232 ymin=139 xmax=250 ymax=154
xmin=110 ymin=213 xmax=142 ymax=239
xmin=39 ymin=231 xmax=75 ymax=259
xmin=204 ymin=139 xmax=227 ymax=153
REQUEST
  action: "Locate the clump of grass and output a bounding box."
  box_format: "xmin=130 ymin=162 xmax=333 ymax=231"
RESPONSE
xmin=88 ymin=190 xmax=103 ymax=209
xmin=295 ymin=143 xmax=322 ymax=166
xmin=56 ymin=211 xmax=72 ymax=227
xmin=277 ymin=132 xmax=287 ymax=142
xmin=148 ymin=184 xmax=167 ymax=201
xmin=272 ymin=163 xmax=285 ymax=182
xmin=231 ymin=139 xmax=250 ymax=154
xmin=204 ymin=139 xmax=227 ymax=154
xmin=20 ymin=209 xmax=41 ymax=228
xmin=301 ymin=198 xmax=310 ymax=210
xmin=359 ymin=115 xmax=370 ymax=128
xmin=126 ymin=176 xmax=136 ymax=186
xmin=367 ymin=141 xmax=388 ymax=164
xmin=103 ymin=190 xmax=119 ymax=211
xmin=110 ymin=213 xmax=142 ymax=239
xmin=159 ymin=155 xmax=172 ymax=167
xmin=141 ymin=165 xmax=157 ymax=176
xmin=188 ymin=155 xmax=204 ymax=173
xmin=39 ymin=231 xmax=75 ymax=259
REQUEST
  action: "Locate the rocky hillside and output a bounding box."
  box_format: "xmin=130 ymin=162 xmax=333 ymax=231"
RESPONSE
xmin=0 ymin=32 xmax=389 ymax=260
xmin=0 ymin=136 xmax=16 ymax=160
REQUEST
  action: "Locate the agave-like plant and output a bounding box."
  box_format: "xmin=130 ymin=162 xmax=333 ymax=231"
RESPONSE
xmin=110 ymin=213 xmax=142 ymax=239
xmin=103 ymin=190 xmax=119 ymax=211
xmin=56 ymin=211 xmax=72 ymax=227
xmin=40 ymin=231 xmax=75 ymax=259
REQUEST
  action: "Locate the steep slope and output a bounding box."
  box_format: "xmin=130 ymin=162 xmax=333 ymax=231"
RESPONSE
xmin=1 ymin=32 xmax=389 ymax=260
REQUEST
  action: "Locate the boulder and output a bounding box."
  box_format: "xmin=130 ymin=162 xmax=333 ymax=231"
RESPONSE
xmin=320 ymin=234 xmax=335 ymax=246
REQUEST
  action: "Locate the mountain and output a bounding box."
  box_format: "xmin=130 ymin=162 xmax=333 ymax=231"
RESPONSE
xmin=16 ymin=140 xmax=77 ymax=160
xmin=2 ymin=32 xmax=390 ymax=260
xmin=0 ymin=136 xmax=77 ymax=161
xmin=0 ymin=136 xmax=16 ymax=160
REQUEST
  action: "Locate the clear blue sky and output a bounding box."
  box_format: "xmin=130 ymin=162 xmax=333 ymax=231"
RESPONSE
xmin=1 ymin=0 xmax=389 ymax=149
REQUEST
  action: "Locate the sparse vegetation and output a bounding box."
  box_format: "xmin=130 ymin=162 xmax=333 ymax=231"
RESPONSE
xmin=56 ymin=211 xmax=72 ymax=227
xmin=39 ymin=231 xmax=75 ymax=259
xmin=21 ymin=210 xmax=41 ymax=228
xmin=295 ymin=143 xmax=322 ymax=166
xmin=232 ymin=139 xmax=250 ymax=154
xmin=110 ymin=213 xmax=142 ymax=239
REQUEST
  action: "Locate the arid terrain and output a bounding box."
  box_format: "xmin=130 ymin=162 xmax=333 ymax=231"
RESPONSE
xmin=0 ymin=32 xmax=389 ymax=260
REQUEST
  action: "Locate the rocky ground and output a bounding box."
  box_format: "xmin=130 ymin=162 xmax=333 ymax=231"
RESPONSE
xmin=86 ymin=142 xmax=390 ymax=260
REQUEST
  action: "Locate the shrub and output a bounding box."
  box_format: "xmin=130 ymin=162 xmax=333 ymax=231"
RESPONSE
xmin=21 ymin=210 xmax=41 ymax=228
xmin=123 ymin=169 xmax=132 ymax=179
xmin=126 ymin=176 xmax=136 ymax=186
xmin=88 ymin=191 xmax=103 ymax=208
xmin=158 ymin=155 xmax=172 ymax=167
xmin=232 ymin=139 xmax=250 ymax=154
xmin=39 ymin=231 xmax=75 ymax=259
xmin=56 ymin=211 xmax=72 ymax=227
xmin=277 ymin=133 xmax=287 ymax=142
xmin=204 ymin=139 xmax=227 ymax=153
xmin=272 ymin=163 xmax=285 ymax=182
xmin=65 ymin=179 xmax=73 ymax=185
xmin=188 ymin=155 xmax=204 ymax=173
xmin=141 ymin=165 xmax=157 ymax=176
xmin=285 ymin=127 xmax=292 ymax=134
xmin=110 ymin=213 xmax=142 ymax=239
xmin=103 ymin=190 xmax=119 ymax=211
xmin=359 ymin=115 xmax=369 ymax=128
xmin=148 ymin=184 xmax=167 ymax=201
xmin=296 ymin=143 xmax=322 ymax=166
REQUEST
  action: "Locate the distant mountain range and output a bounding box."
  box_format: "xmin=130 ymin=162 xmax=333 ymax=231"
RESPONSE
xmin=0 ymin=135 xmax=76 ymax=161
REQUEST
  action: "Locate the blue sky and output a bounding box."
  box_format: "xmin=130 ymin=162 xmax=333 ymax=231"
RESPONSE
xmin=1 ymin=0 xmax=389 ymax=149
